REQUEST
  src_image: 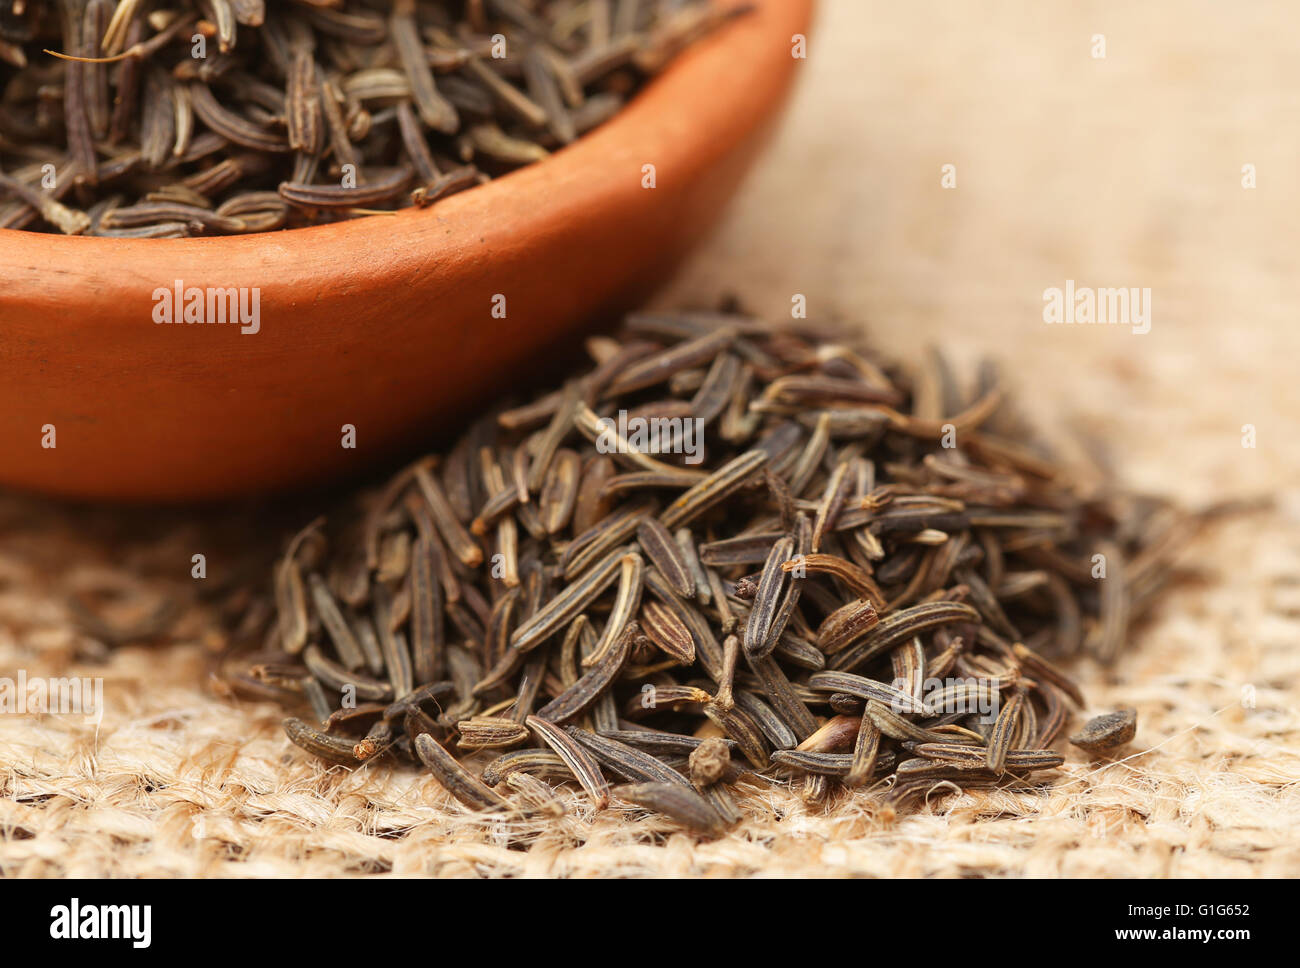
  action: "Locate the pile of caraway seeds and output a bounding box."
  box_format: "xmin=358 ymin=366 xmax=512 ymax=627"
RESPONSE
xmin=222 ymin=311 xmax=1198 ymax=835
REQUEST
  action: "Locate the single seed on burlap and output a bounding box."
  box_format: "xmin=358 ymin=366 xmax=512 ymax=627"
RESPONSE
xmin=1069 ymin=708 xmax=1137 ymax=753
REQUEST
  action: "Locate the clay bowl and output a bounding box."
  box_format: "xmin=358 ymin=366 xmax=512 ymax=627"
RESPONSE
xmin=0 ymin=0 xmax=814 ymax=502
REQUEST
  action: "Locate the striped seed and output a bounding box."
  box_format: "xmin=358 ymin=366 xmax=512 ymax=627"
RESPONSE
xmin=636 ymin=517 xmax=695 ymax=598
xmin=526 ymin=715 xmax=610 ymax=808
xmin=533 ymin=618 xmax=637 ymax=722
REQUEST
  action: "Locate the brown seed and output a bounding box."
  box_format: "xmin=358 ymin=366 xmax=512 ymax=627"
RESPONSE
xmin=511 ymin=546 xmax=627 ymax=653
xmin=986 ymin=692 xmax=1025 ymax=774
xmin=612 ymin=782 xmax=730 ymax=837
xmin=573 ymin=456 xmax=617 ymax=535
xmin=534 ymin=617 xmax=636 ymax=722
xmin=1034 ymin=681 xmax=1070 ymax=747
xmin=699 ymin=532 xmax=789 ymax=567
xmin=796 ymin=714 xmax=861 ymax=754
xmin=808 ymin=671 xmax=928 ymax=716
xmin=830 ymin=601 xmax=981 ymax=673
xmin=845 ymin=716 xmax=883 ymax=788
xmin=568 ymin=727 xmax=694 ymax=789
xmin=526 ymin=715 xmax=610 ymax=808
xmin=676 ymin=529 xmax=710 ymax=604
xmin=465 ymin=57 xmax=548 ymax=128
xmin=389 ymin=0 xmax=457 ymax=134
xmin=456 ymin=716 xmax=530 ymax=750
xmin=273 ymin=519 xmax=320 ymax=655
xmin=1069 ymin=708 xmax=1138 ymax=753
xmin=642 ymin=568 xmax=724 ymax=679
xmin=302 ymin=645 xmax=393 ymax=703
xmin=372 ymin=584 xmax=414 ymax=698
xmin=742 ymin=534 xmax=793 ymax=658
xmin=640 ymin=599 xmax=696 ymax=664
xmin=561 ymin=497 xmax=656 ymax=579
xmin=660 ymin=450 xmax=769 ymax=530
xmin=636 ymin=517 xmax=695 ymax=598
xmin=279 ymin=166 xmax=414 ymax=209
xmin=703 ymin=701 xmax=769 ymax=770
xmin=816 ymin=598 xmax=880 ymax=656
xmin=286 ymin=47 xmax=321 ymax=154
xmin=605 ymin=327 xmax=736 ymax=397
xmin=910 ymin=743 xmax=1064 ymax=772
xmin=747 ymin=652 xmax=818 ymax=740
xmin=189 ymin=81 xmax=289 ymax=153
xmin=733 ymin=690 xmax=797 ymax=750
xmin=782 ymin=553 xmax=885 ymax=607
xmin=408 ymin=536 xmax=444 ymax=682
xmin=414 ymin=463 xmax=483 ymax=568
xmin=522 ymin=47 xmax=575 ymax=144
xmin=481 ymin=749 xmax=569 ymax=787
xmin=284 ymin=717 xmax=361 ymax=767
xmin=581 ymin=552 xmax=643 ymax=666
xmin=414 ymin=733 xmax=508 ymax=810
xmin=540 ymin=448 xmax=582 ymax=535
xmin=307 ymin=573 xmax=365 ymax=671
